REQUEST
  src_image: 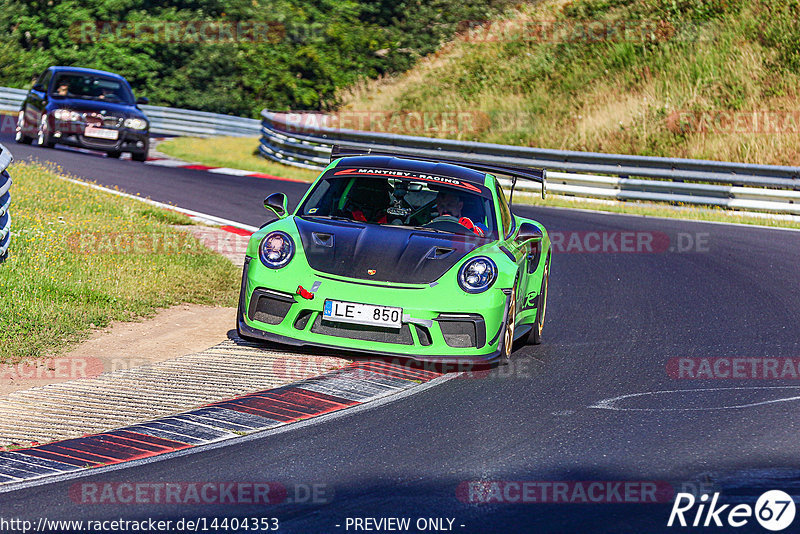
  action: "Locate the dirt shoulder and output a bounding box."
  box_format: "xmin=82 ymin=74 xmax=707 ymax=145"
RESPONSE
xmin=0 ymin=304 xmax=236 ymax=397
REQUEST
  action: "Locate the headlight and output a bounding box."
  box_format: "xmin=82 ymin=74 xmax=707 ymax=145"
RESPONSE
xmin=123 ymin=118 xmax=148 ymax=130
xmin=53 ymin=109 xmax=81 ymax=121
xmin=458 ymin=256 xmax=497 ymax=293
xmin=259 ymin=231 xmax=294 ymax=269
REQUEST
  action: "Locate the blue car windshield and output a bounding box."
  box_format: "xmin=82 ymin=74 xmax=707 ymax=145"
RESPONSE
xmin=50 ymin=73 xmax=135 ymax=105
xmin=299 ymin=171 xmax=498 ymax=239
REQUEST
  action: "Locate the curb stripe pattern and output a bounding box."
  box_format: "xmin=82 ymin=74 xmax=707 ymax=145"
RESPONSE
xmin=0 ymin=361 xmax=442 ymax=487
xmin=144 ymin=159 xmax=304 ymax=183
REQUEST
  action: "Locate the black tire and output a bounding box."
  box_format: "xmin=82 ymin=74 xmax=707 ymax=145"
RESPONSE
xmin=131 ymin=138 xmax=149 ymax=162
xmin=35 ymin=113 xmax=55 ymax=148
xmin=530 ymin=260 xmax=549 ymax=345
xmin=106 ymin=151 xmax=122 ymax=159
xmin=498 ymin=286 xmax=517 ymax=366
xmin=14 ymin=110 xmax=32 ymax=145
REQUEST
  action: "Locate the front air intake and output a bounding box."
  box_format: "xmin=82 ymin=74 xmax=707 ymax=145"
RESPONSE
xmin=436 ymin=314 xmax=486 ymax=348
xmin=248 ymin=288 xmax=296 ymax=325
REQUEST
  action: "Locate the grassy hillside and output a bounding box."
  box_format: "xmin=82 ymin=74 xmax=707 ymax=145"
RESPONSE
xmin=342 ymin=0 xmax=800 ymax=166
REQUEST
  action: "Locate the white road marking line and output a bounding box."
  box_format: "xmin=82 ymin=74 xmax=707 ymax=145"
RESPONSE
xmin=143 ymin=159 xmax=191 ymax=167
xmin=206 ymin=167 xmax=256 ymax=176
xmin=590 ymin=386 xmax=800 ymax=411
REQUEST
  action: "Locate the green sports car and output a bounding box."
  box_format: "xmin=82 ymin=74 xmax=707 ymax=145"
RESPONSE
xmin=237 ymin=148 xmax=551 ymax=365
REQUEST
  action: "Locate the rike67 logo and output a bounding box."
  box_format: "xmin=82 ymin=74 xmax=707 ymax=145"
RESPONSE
xmin=668 ymin=490 xmax=796 ymax=531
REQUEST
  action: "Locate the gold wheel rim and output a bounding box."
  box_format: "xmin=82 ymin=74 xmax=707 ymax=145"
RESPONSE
xmin=504 ymin=288 xmax=516 ymax=358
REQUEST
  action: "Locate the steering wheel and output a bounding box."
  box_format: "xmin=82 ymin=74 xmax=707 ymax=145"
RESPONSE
xmin=422 ymin=215 xmax=473 ymax=234
xmin=403 ymin=199 xmax=437 ymax=226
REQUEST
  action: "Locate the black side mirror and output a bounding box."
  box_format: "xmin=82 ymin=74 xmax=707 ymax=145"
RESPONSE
xmin=32 ymin=84 xmax=45 ymax=93
xmin=136 ymin=96 xmax=149 ymax=105
xmin=515 ymin=222 xmax=543 ymax=245
xmin=264 ymin=192 xmax=288 ymax=219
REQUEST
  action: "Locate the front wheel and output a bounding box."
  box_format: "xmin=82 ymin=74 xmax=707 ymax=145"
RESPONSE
xmin=106 ymin=151 xmax=121 ymax=159
xmin=36 ymin=114 xmax=55 ymax=148
xmin=498 ymin=287 xmax=516 ymax=365
xmin=131 ymin=138 xmax=149 ymax=162
xmin=15 ymin=110 xmax=32 ymax=144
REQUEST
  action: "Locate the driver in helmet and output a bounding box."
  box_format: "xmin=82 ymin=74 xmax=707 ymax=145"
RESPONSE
xmin=434 ymin=191 xmax=486 ymax=237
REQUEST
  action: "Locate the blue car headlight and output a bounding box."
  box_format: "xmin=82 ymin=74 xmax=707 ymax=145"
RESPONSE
xmin=123 ymin=118 xmax=148 ymax=130
xmin=259 ymin=231 xmax=294 ymax=268
xmin=458 ymin=256 xmax=497 ymax=293
xmin=53 ymin=109 xmax=81 ymax=121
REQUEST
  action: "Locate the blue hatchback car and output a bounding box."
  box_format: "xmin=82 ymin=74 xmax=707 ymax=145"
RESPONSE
xmin=15 ymin=66 xmax=150 ymax=161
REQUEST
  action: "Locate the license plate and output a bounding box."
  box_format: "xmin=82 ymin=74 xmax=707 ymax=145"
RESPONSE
xmin=323 ymin=300 xmax=402 ymax=329
xmin=84 ymin=126 xmax=119 ymax=140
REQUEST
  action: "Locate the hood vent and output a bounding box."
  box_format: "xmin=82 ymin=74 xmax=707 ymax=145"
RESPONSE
xmin=427 ymin=246 xmax=454 ymax=260
xmin=312 ymin=232 xmax=334 ymax=248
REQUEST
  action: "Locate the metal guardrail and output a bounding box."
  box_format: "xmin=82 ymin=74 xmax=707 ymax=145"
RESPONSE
xmin=0 ymin=87 xmax=27 ymax=116
xmin=0 ymin=86 xmax=261 ymax=137
xmin=0 ymin=143 xmax=12 ymax=262
xmin=260 ymin=111 xmax=800 ymax=215
xmin=138 ymin=105 xmax=260 ymax=137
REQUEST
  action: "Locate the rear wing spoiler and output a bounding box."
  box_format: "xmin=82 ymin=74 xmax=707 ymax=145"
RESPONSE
xmin=330 ymin=145 xmax=546 ymax=201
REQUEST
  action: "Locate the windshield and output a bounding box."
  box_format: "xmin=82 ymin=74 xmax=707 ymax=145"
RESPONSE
xmin=298 ymin=168 xmax=498 ymax=239
xmin=49 ymin=73 xmax=134 ymax=104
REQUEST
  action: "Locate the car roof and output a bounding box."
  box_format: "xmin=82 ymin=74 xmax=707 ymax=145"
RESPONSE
xmin=332 ymin=155 xmax=489 ymax=185
xmin=48 ymin=66 xmax=128 ymax=82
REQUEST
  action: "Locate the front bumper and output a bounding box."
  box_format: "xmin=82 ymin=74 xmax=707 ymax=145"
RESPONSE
xmin=237 ymin=257 xmax=509 ymax=365
xmin=52 ymin=120 xmax=149 ymax=153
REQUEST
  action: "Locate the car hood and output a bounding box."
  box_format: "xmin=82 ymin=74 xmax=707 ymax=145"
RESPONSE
xmin=294 ymin=217 xmax=482 ymax=284
xmin=47 ymin=98 xmax=146 ymax=119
